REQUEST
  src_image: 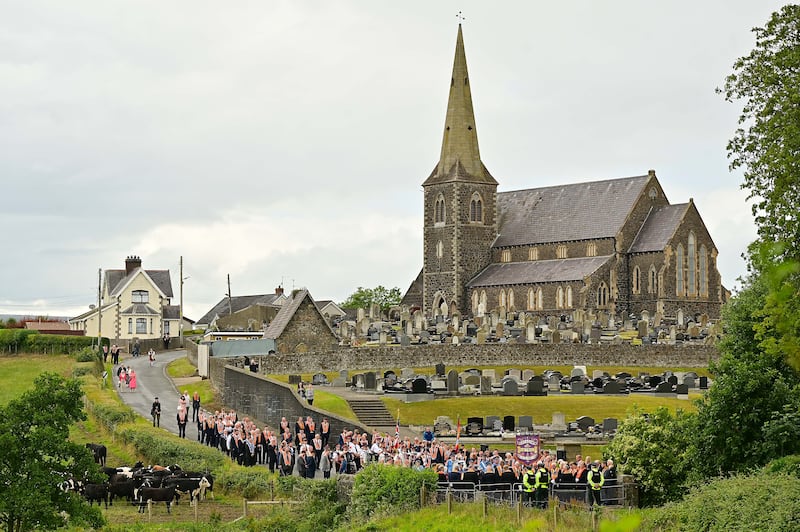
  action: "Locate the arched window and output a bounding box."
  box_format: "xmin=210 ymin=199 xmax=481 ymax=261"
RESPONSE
xmin=499 ymin=289 xmax=507 ymax=308
xmin=597 ymin=282 xmax=609 ymax=307
xmin=676 ymin=244 xmax=685 ymax=296
xmin=688 ymin=233 xmax=696 ymax=296
xmin=469 ymin=192 xmax=483 ymax=223
xmin=507 ymin=289 xmax=515 ymax=310
xmin=556 ymin=245 xmax=568 ymax=259
xmin=536 ymin=288 xmax=543 ymax=310
xmin=632 ymin=266 xmax=641 ymax=294
xmin=700 ymin=245 xmax=708 ymax=296
xmin=648 ymin=265 xmax=657 ymax=294
xmin=529 ymin=247 xmax=538 ymax=261
xmin=556 ymin=286 xmax=564 ymax=309
xmin=471 ymin=291 xmax=479 ymax=314
xmin=132 ymin=290 xmax=149 ymax=303
xmin=436 ymin=240 xmax=444 ymax=259
xmin=566 ymin=286 xmax=573 ymax=308
xmin=501 ymin=249 xmax=511 ymax=262
xmin=527 ymin=288 xmax=535 ymax=310
xmin=434 ymin=194 xmax=446 ymax=224
xmin=479 ymin=290 xmax=487 ymax=312
xmin=586 ymin=242 xmax=597 ymax=257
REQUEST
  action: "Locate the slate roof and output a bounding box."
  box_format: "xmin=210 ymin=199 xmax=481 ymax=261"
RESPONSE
xmin=106 ymin=269 xmax=174 ymax=298
xmin=467 ymin=256 xmax=613 ymax=288
xmin=195 ymin=294 xmax=284 ymax=327
xmin=494 ymin=175 xmax=651 ymax=248
xmin=628 ymin=203 xmax=688 ymax=253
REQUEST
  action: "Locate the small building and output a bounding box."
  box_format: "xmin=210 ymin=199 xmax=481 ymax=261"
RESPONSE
xmin=195 ymin=288 xmax=287 ymax=331
xmin=264 ymin=289 xmax=338 ymax=354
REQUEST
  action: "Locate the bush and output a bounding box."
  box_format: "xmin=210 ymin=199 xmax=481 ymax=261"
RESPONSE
xmin=215 ymin=467 xmax=276 ymax=499
xmin=764 ymin=454 xmax=800 ymax=477
xmin=75 ymin=348 xmax=99 ymax=362
xmin=347 ymin=464 xmax=437 ymax=520
xmin=116 ymin=427 xmax=227 ymax=471
xmin=646 ymin=473 xmax=800 ymax=531
xmin=72 ymin=366 xmax=94 ymax=377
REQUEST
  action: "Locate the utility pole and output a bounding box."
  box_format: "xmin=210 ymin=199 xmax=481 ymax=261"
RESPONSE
xmin=179 ymin=256 xmax=184 ymax=347
xmin=97 ymin=268 xmax=102 ymax=349
xmin=227 ymin=274 xmax=233 ymax=315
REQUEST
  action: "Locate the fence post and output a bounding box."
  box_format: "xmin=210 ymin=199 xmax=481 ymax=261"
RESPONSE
xmin=243 ymin=498 xmax=248 ymax=518
xmin=483 ymin=494 xmax=488 ymax=518
xmin=447 ymin=490 xmax=452 ymax=514
xmin=420 ymin=484 xmax=426 ymax=507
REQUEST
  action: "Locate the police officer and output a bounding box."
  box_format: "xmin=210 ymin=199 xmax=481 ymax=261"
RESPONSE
xmin=521 ymin=464 xmax=535 ymax=506
xmin=587 ymin=460 xmax=605 ymax=509
xmin=534 ymin=461 xmax=550 ymax=509
xmin=150 ymin=397 xmax=161 ymax=427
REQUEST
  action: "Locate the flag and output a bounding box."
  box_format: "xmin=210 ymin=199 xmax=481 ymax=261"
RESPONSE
xmin=455 ymin=414 xmax=461 ymax=452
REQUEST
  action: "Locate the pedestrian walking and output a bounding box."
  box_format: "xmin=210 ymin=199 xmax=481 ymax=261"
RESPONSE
xmin=151 ymin=397 xmax=161 ymax=427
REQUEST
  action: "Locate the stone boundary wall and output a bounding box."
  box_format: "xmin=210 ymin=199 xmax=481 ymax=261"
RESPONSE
xmin=259 ymin=343 xmax=719 ymax=374
xmin=185 ymin=338 xmax=198 ymax=366
xmin=220 ymin=365 xmax=369 ymax=436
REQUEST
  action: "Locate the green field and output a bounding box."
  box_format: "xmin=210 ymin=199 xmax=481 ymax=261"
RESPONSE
xmin=0 ymin=354 xmax=76 ymax=405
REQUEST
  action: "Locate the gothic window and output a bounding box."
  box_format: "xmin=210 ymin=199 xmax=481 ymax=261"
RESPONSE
xmin=632 ymin=266 xmax=641 ymax=294
xmin=132 ymin=290 xmax=149 ymax=303
xmin=436 ymin=240 xmax=444 ymax=259
xmin=556 ymin=244 xmax=568 ymax=259
xmin=566 ymin=286 xmax=573 ymax=308
xmin=527 ymin=288 xmax=535 ymax=310
xmin=508 ymin=289 xmax=515 ymax=309
xmin=434 ymin=194 xmax=446 ymax=224
xmin=501 ymin=249 xmax=511 ymax=262
xmin=688 ymin=233 xmax=697 ymax=296
xmin=676 ymin=244 xmax=685 ymax=296
xmin=700 ymin=245 xmax=708 ymax=296
xmin=479 ymin=290 xmax=487 ymax=312
xmin=528 ymin=247 xmax=538 ymax=261
xmin=586 ymin=242 xmax=597 ymax=257
xmin=499 ymin=289 xmax=507 ymax=308
xmin=469 ymin=192 xmax=483 ymax=223
xmin=471 ymin=291 xmax=479 ymax=314
xmin=597 ymin=282 xmax=609 ymax=307
xmin=556 ymin=286 xmax=565 ymax=309
xmin=648 ymin=265 xmax=658 ymax=294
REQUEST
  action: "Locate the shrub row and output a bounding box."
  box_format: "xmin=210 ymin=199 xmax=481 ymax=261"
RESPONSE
xmin=347 ymin=463 xmax=438 ymax=520
xmin=0 ymin=329 xmax=105 ymax=354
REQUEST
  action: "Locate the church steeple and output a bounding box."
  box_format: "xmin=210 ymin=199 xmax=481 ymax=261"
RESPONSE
xmin=424 ymin=24 xmax=497 ymax=186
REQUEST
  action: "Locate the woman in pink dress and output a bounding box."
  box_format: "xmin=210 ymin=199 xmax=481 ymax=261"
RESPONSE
xmin=129 ymin=369 xmax=137 ymax=392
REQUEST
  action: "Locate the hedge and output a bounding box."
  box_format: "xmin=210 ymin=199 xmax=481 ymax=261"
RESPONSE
xmin=0 ymin=330 xmax=106 ymax=355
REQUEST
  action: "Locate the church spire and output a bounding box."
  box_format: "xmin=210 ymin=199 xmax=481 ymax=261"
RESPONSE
xmin=424 ymin=24 xmax=496 ymax=186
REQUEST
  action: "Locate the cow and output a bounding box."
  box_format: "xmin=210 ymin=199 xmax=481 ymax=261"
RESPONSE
xmin=175 ymin=471 xmax=215 ymax=499
xmin=86 ymin=443 xmax=107 ymax=466
xmin=58 ymin=477 xmax=84 ymax=494
xmin=84 ymin=483 xmax=110 ymax=509
xmin=108 ymin=478 xmax=141 ymax=505
xmin=137 ymin=486 xmax=178 ymax=513
xmin=163 ymin=476 xmax=211 ymax=505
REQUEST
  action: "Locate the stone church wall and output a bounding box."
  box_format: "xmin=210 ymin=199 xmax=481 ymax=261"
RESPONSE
xmin=274 ymin=299 xmax=338 ymax=354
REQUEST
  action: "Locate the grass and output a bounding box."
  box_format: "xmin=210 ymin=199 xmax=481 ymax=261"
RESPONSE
xmin=0 ymin=354 xmax=76 ymax=405
xmin=313 ymin=389 xmax=356 ymax=419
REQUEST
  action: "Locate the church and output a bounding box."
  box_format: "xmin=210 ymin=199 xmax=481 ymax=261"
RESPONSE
xmin=402 ymin=25 xmax=727 ymax=322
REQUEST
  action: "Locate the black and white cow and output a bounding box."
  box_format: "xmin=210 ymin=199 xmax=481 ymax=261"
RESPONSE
xmin=163 ymin=476 xmax=211 ymax=505
xmin=85 ymin=443 xmax=107 ymax=466
xmin=175 ymin=471 xmax=215 ymax=499
xmin=84 ymin=483 xmax=110 ymax=509
xmin=137 ymin=486 xmax=178 ymax=513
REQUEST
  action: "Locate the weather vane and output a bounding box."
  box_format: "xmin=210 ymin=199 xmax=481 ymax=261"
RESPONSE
xmin=456 ymin=11 xmax=466 ymax=23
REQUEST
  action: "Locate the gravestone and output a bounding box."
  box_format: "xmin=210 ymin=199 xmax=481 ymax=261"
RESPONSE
xmin=638 ymin=319 xmax=648 ymax=338
xmin=648 ymin=375 xmax=662 ymax=388
xmin=288 ymin=374 xmax=302 ymax=385
xmin=485 ymin=416 xmax=501 ymax=432
xmin=383 ymin=371 xmax=397 ymax=386
xmin=430 ymin=379 xmax=447 ymax=394
xmin=502 ymin=378 xmax=518 ymax=396
xmin=552 ymin=412 xmax=567 ymax=431
xmin=447 ymin=370 xmax=460 ymax=395
xmin=399 ymin=334 xmax=410 ymax=347
xmin=526 ymin=322 xmax=537 ymax=342
xmin=354 ymin=374 xmax=365 ymax=389
xmin=683 ymin=376 xmax=696 ymax=388
xmin=411 ymin=377 xmax=427 ymax=394
xmin=590 ymin=327 xmax=602 ymax=343
xmin=364 ymin=372 xmax=377 ymax=390
xmin=506 ymin=368 xmax=522 ymax=380
xmin=667 ymin=375 xmax=678 ymax=386
xmin=482 ymin=369 xmax=496 ymax=382
xmin=700 ymin=313 xmax=709 ymax=327
xmin=592 ymin=370 xmax=604 ymax=380
xmin=526 ymin=376 xmax=546 ymax=396
xmin=339 ymin=369 xmax=349 ymax=380
xmin=571 ymin=366 xmax=586 ymax=378
xmin=476 ymin=330 xmax=487 ymax=345
xmin=675 ymin=383 xmax=689 ymax=395
xmin=312 ymin=373 xmax=328 ymax=386
xmin=401 ymin=367 xmax=414 ymax=379
xmin=551 ymin=329 xmax=561 ymax=344
xmin=435 ymin=363 xmax=446 ymax=376
xmin=677 ymin=308 xmax=684 ymax=326
xmin=576 ymin=416 xmax=595 ymax=432
xmin=331 ymin=377 xmax=346 ymax=387
xmin=495 ymin=321 xmax=505 ymax=338
xmin=570 ymin=381 xmax=585 ymax=394
xmin=519 ymin=415 xmax=533 ymax=430
xmin=522 ymin=369 xmax=535 ymax=381
xmin=433 ymin=417 xmax=453 ymax=435
xmin=503 ymin=415 xmax=515 ymax=431
xmin=655 ymin=381 xmax=673 ymax=394
xmin=603 ymin=381 xmax=621 ymax=394
xmin=602 ymin=418 xmax=618 ymax=434
xmin=480 ymin=376 xmax=493 ymax=395
xmin=357 ymin=307 xmax=365 ymax=322
xmin=699 ymin=376 xmax=709 ymax=389
xmin=466 ymin=417 xmax=483 ymax=435
xmin=548 ymin=374 xmax=562 ymax=392
xmin=464 ymin=375 xmax=480 ymax=386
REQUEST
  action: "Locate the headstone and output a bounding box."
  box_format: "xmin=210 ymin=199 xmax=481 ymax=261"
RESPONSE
xmin=667 ymin=375 xmax=678 ymax=386
xmin=590 ymin=327 xmax=602 ymax=343
xmin=495 ymin=321 xmax=505 ymax=338
xmin=526 ymin=376 xmax=546 ymax=396
xmin=638 ymin=319 xmax=648 ymax=338
xmin=485 ymin=416 xmax=501 ymax=432
xmin=464 ymin=375 xmax=480 ymax=386
xmin=675 ymin=383 xmax=689 ymax=395
xmin=506 ymin=368 xmax=522 ymax=380
xmin=551 ymin=330 xmax=561 ymax=344
xmin=354 ymin=374 xmax=365 ymax=389
xmin=677 ymin=308 xmax=684 ymax=326
xmin=288 ymin=374 xmax=302 ymax=385
xmin=411 ymin=377 xmax=427 ymax=393
xmin=466 ymin=417 xmax=483 ymax=435
xmin=364 ymin=372 xmax=377 ymax=390
xmin=592 ymin=370 xmax=604 ymax=380
xmin=570 ymin=381 xmax=585 ymax=394
xmin=548 ymin=374 xmax=562 ymax=392
xmin=476 ymin=330 xmax=487 ymax=345
xmin=480 ymin=376 xmax=493 ymax=395
xmin=655 ymin=381 xmax=673 ymax=394
xmin=552 ymin=412 xmax=567 ymax=431
xmin=519 ymin=415 xmax=533 ymax=430
xmin=383 ymin=371 xmax=397 ymax=386
xmin=648 ymin=375 xmax=662 ymax=388
xmin=526 ymin=322 xmax=537 ymax=342
xmin=683 ymin=376 xmax=696 ymax=388
xmin=571 ymin=366 xmax=586 ymax=378
xmin=602 ymin=380 xmax=621 ymax=394
xmin=503 ymin=415 xmax=515 ymax=431
xmin=482 ymin=369 xmax=496 ymax=382
xmin=688 ymin=324 xmax=700 ymax=338
xmin=399 ymin=334 xmax=410 ymax=347
xmin=339 ymin=369 xmax=349 ymax=380
xmin=331 ymin=377 xmax=346 ymax=387
xmin=522 ymin=369 xmax=535 ymax=381
xmin=413 ymin=310 xmax=423 ymax=331
xmin=401 ymin=367 xmax=414 ymax=379
xmin=357 ymin=307 xmax=365 ymax=322
xmin=700 ymin=313 xmax=709 ymax=327
xmin=602 ymin=418 xmax=618 ymax=434
xmin=699 ymin=376 xmax=708 ymax=389
xmin=312 ymin=373 xmax=328 ymax=386
xmin=434 ymin=417 xmax=453 ymax=435
xmin=447 ymin=370 xmax=459 ymax=394
xmin=576 ymin=416 xmax=595 ymax=432
xmin=502 ymin=378 xmax=518 ymax=396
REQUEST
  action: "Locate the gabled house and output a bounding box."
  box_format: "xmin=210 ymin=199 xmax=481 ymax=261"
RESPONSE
xmin=315 ymin=300 xmax=347 ymax=324
xmin=194 ymin=287 xmax=287 ymax=331
xmin=69 ymin=256 xmax=190 ymax=341
xmin=264 ymin=289 xmax=338 ymax=353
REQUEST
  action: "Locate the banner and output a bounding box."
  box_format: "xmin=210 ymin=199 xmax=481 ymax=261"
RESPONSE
xmin=515 ymin=433 xmax=540 ymax=465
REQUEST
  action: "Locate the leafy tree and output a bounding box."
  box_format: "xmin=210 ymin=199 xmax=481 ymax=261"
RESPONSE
xmin=0 ymin=373 xmax=104 ymax=531
xmin=340 ymin=285 xmax=402 ymax=314
xmin=604 ymin=407 xmax=695 ymax=506
xmin=719 ymin=4 xmax=800 ymax=262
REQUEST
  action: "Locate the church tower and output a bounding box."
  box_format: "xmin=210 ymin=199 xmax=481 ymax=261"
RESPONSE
xmin=422 ymin=24 xmax=498 ymax=317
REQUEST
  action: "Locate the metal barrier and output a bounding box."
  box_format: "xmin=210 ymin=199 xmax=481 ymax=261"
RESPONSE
xmin=435 ymin=480 xmax=625 ymax=509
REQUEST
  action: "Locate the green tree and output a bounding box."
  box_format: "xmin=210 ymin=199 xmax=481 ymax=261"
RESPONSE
xmin=0 ymin=373 xmax=104 ymax=531
xmin=340 ymin=286 xmax=402 ymax=314
xmin=720 ymin=4 xmax=800 ymax=262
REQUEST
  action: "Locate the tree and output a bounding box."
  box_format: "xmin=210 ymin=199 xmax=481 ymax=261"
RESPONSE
xmin=340 ymin=286 xmax=402 ymax=314
xmin=0 ymin=373 xmax=104 ymax=531
xmin=720 ymin=4 xmax=800 ymax=263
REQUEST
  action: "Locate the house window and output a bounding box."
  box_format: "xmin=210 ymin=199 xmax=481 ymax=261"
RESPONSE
xmin=128 ymin=318 xmax=133 ymax=334
xmin=528 ymin=247 xmax=538 ymax=261
xmin=136 ymin=318 xmax=147 ymax=334
xmin=688 ymin=233 xmax=697 ymax=296
xmin=149 ymin=318 xmax=153 ymax=334
xmin=501 ymin=249 xmax=511 ymax=262
xmin=700 ymin=245 xmax=708 ymax=296
xmin=163 ymin=321 xmax=170 ymax=335
xmin=499 ymin=289 xmax=507 ymax=308
xmin=556 ymin=245 xmax=568 ymax=259
xmin=648 ymin=265 xmax=658 ymax=294
xmin=566 ymin=286 xmax=573 ymax=308
xmin=132 ymin=290 xmax=149 ymax=303
xmin=632 ymin=266 xmax=641 ymax=294
xmin=586 ymin=242 xmax=597 ymax=257
xmin=469 ymin=192 xmax=483 ymax=223
xmin=507 ymin=289 xmax=515 ymax=309
xmin=556 ymin=286 xmax=565 ymax=309
xmin=436 ymin=240 xmax=444 ymax=259
xmin=597 ymin=282 xmax=609 ymax=307
xmin=676 ymin=244 xmax=685 ymax=296
xmin=434 ymin=195 xmax=446 ymax=224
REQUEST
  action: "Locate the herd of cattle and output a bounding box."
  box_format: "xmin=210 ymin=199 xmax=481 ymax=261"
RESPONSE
xmin=61 ymin=444 xmax=214 ymax=513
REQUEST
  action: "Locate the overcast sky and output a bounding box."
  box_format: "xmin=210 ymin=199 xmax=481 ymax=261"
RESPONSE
xmin=0 ymin=1 xmax=786 ymax=320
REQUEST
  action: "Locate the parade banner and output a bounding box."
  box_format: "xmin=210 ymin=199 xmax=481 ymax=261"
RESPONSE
xmin=516 ymin=433 xmax=540 ymax=465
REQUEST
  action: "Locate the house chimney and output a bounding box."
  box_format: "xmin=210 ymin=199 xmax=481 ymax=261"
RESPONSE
xmin=275 ymin=286 xmax=284 ymax=296
xmin=125 ymin=255 xmax=142 ymax=274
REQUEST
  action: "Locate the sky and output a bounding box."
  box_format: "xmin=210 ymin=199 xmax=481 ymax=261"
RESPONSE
xmin=0 ymin=1 xmax=787 ymax=321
